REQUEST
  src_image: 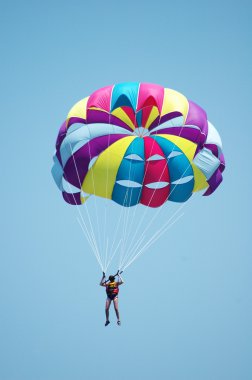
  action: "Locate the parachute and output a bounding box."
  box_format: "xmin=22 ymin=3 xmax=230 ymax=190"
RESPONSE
xmin=52 ymin=82 xmax=225 ymax=271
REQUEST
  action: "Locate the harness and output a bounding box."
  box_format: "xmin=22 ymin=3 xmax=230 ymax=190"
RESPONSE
xmin=106 ymin=281 xmax=119 ymax=298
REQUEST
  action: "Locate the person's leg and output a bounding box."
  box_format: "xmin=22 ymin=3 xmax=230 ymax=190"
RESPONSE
xmin=105 ymin=298 xmax=111 ymax=325
xmin=113 ymin=297 xmax=120 ymax=324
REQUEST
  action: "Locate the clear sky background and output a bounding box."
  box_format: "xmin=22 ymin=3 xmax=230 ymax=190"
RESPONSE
xmin=1 ymin=0 xmax=251 ymax=379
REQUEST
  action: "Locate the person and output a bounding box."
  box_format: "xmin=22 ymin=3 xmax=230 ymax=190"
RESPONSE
xmin=100 ymin=271 xmax=124 ymax=326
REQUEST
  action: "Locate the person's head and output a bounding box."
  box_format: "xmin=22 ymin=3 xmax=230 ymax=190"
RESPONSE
xmin=109 ymin=275 xmax=115 ymax=282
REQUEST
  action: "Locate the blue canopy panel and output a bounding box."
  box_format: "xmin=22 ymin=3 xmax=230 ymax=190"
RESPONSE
xmin=152 ymin=136 xmax=194 ymax=202
xmin=112 ymin=137 xmax=144 ymax=206
xmin=111 ymin=82 xmax=139 ymax=112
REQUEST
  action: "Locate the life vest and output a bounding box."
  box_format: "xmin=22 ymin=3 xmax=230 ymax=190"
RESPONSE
xmin=106 ymin=281 xmax=119 ymax=297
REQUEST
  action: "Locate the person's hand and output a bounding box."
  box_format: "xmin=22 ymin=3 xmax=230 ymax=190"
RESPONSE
xmin=102 ymin=271 xmax=105 ymax=277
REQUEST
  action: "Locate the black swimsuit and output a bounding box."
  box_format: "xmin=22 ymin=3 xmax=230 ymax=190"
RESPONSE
xmin=106 ymin=282 xmax=119 ymax=300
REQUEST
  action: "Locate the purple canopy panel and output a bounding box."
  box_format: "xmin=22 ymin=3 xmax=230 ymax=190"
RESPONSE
xmin=56 ymin=121 xmax=68 ymax=166
xmin=186 ymin=100 xmax=208 ymax=147
xmin=203 ymin=168 xmax=223 ymax=196
xmin=62 ymin=191 xmax=82 ymax=205
xmin=56 ymin=121 xmax=67 ymax=148
xmin=86 ymin=109 xmax=133 ymax=132
xmin=67 ymin=117 xmax=86 ymax=128
xmin=87 ymin=109 xmax=110 ymax=124
xmin=110 ymin=115 xmax=134 ymax=132
xmin=151 ymin=127 xmax=201 ymax=146
xmin=219 ymin=153 xmax=225 ymax=172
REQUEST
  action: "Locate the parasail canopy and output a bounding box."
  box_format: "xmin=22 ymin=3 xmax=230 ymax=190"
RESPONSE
xmin=52 ymin=83 xmax=225 ymax=271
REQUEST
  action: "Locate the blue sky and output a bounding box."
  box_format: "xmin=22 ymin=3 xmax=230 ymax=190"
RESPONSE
xmin=1 ymin=0 xmax=251 ymax=379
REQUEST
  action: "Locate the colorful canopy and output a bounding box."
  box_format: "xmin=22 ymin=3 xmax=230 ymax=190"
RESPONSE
xmin=52 ymin=82 xmax=225 ymax=207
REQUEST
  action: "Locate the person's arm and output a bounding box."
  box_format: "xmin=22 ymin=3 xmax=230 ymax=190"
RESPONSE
xmin=99 ymin=272 xmax=107 ymax=286
xmin=117 ymin=272 xmax=124 ymax=286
